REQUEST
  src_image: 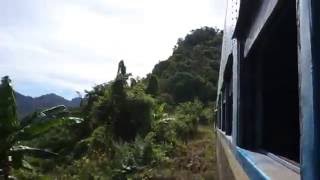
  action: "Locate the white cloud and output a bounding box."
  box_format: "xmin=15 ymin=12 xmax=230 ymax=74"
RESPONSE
xmin=0 ymin=0 xmax=226 ymax=99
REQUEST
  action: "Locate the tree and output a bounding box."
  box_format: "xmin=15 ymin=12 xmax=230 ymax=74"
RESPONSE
xmin=111 ymin=61 xmax=152 ymax=141
xmin=130 ymin=78 xmax=137 ymax=87
xmin=116 ymin=60 xmax=131 ymax=82
xmin=146 ymin=75 xmax=159 ymax=96
xmin=166 ymin=72 xmax=204 ymax=103
xmin=117 ymin=60 xmax=126 ymax=77
xmin=90 ymin=61 xmax=154 ymax=142
xmin=0 ymin=76 xmax=83 ymax=179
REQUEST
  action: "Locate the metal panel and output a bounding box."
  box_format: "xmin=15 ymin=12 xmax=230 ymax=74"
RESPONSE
xmin=232 ymin=39 xmax=240 ymax=144
xmin=243 ymin=0 xmax=278 ymax=57
xmin=297 ymin=0 xmax=320 ymax=179
xmin=217 ymin=0 xmax=240 ymax=99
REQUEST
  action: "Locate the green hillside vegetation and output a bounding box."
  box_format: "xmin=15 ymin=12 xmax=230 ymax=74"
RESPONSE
xmin=152 ymin=27 xmax=222 ymax=104
xmin=2 ymin=27 xmax=222 ymax=179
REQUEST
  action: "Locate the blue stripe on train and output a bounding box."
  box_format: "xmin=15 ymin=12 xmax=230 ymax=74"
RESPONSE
xmin=235 ymin=147 xmax=270 ymax=180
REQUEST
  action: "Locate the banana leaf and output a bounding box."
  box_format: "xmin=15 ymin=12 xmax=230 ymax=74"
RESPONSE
xmin=10 ymin=145 xmax=58 ymax=159
xmin=41 ymin=105 xmax=69 ymax=119
xmin=15 ymin=117 xmax=83 ymax=141
xmin=20 ymin=105 xmax=68 ymax=127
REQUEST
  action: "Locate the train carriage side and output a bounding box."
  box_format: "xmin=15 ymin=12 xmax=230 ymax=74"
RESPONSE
xmin=215 ymin=0 xmax=320 ymax=179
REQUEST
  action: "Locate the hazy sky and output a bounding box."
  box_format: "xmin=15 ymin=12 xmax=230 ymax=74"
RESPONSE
xmin=0 ymin=0 xmax=226 ymax=99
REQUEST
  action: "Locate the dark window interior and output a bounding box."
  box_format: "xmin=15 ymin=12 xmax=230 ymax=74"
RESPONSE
xmin=239 ymin=57 xmax=257 ymax=149
xmin=226 ymin=81 xmax=233 ymax=135
xmin=260 ymin=4 xmax=299 ymax=162
xmin=216 ymin=101 xmax=220 ymax=128
xmin=222 ymin=96 xmax=226 ymax=131
xmin=225 ymin=58 xmax=233 ymax=136
xmin=242 ymin=1 xmax=300 ymax=163
xmin=217 ymin=96 xmax=222 ymax=129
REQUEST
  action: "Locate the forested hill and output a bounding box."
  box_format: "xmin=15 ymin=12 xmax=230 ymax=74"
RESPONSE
xmin=151 ymin=27 xmax=222 ymax=103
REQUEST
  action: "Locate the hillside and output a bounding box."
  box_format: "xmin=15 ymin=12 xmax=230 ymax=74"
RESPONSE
xmin=15 ymin=92 xmax=81 ymax=118
xmin=151 ymin=27 xmax=222 ymax=103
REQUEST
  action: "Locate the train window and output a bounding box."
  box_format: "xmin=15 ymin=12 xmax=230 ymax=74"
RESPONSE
xmin=242 ymin=0 xmax=300 ymax=163
xmin=223 ymin=56 xmax=233 ymax=135
xmin=225 ymin=65 xmax=233 ymax=135
xmin=217 ymin=97 xmax=221 ymax=129
xmin=219 ymin=95 xmax=223 ymax=130
xmin=221 ymin=92 xmax=226 ymax=132
xmin=262 ymin=0 xmax=299 ymax=164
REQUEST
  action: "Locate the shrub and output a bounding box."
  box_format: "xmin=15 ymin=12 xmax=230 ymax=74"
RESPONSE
xmin=174 ymin=99 xmax=204 ymax=140
xmin=199 ymin=106 xmax=214 ymax=125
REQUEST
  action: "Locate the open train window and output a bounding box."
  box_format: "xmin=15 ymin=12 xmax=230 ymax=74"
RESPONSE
xmin=218 ymin=55 xmax=233 ymax=136
xmin=221 ymin=92 xmax=226 ymax=132
xmin=224 ymin=56 xmax=233 ymax=136
xmin=217 ymin=96 xmax=222 ymax=129
xmin=240 ymin=0 xmax=300 ymax=163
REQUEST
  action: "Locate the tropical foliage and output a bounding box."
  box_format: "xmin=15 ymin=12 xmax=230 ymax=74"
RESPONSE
xmin=0 ymin=27 xmax=222 ymax=179
xmin=0 ymin=76 xmax=83 ymax=179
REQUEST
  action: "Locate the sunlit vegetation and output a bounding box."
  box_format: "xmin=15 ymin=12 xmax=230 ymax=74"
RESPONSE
xmin=0 ymin=27 xmax=222 ymax=179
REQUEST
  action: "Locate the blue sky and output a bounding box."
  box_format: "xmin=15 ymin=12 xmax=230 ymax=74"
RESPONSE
xmin=0 ymin=0 xmax=226 ymax=100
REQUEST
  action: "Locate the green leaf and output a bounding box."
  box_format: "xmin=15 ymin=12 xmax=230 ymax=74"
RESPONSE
xmin=15 ymin=116 xmax=83 ymax=141
xmin=10 ymin=145 xmax=58 ymax=159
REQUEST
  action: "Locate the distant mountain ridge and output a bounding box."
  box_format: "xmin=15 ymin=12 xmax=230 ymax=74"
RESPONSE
xmin=15 ymin=92 xmax=81 ymax=118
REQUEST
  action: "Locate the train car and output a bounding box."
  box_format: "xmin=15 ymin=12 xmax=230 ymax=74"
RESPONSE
xmin=215 ymin=0 xmax=319 ymax=179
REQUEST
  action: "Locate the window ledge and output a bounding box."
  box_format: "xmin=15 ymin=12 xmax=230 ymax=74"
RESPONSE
xmin=217 ymin=130 xmax=300 ymax=180
xmin=237 ymin=148 xmax=300 ymax=180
